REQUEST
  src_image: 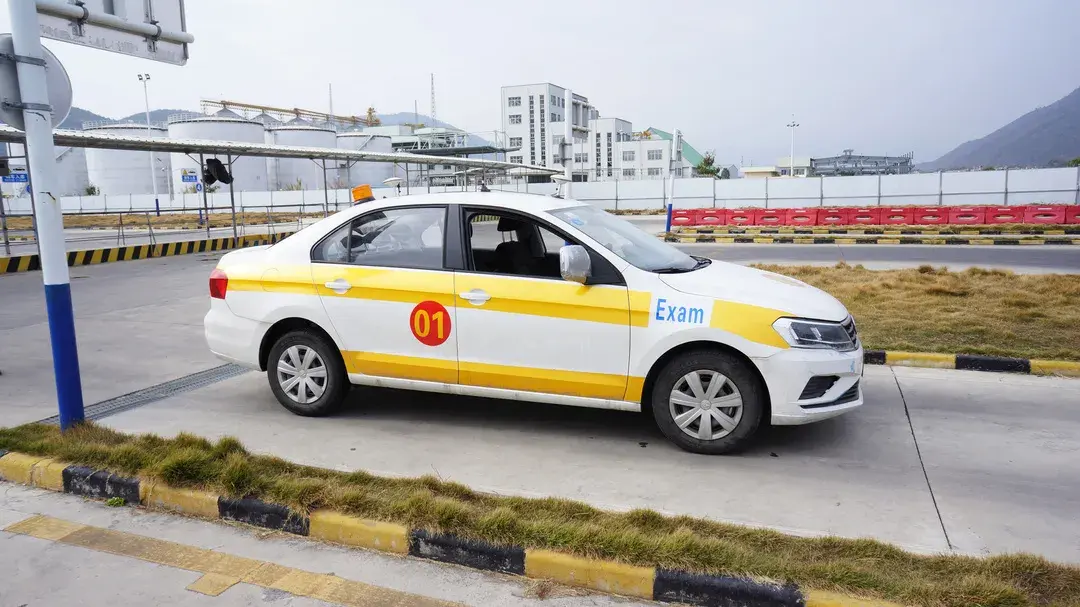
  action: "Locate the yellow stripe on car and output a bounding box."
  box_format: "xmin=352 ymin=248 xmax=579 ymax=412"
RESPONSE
xmin=710 ymin=300 xmax=791 ymax=349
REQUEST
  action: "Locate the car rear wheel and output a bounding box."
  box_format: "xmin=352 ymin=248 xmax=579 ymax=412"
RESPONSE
xmin=267 ymin=330 xmax=347 ymax=417
xmin=651 ymin=350 xmax=765 ymax=454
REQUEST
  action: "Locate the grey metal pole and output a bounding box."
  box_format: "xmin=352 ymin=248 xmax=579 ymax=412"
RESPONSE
xmin=0 ymin=195 xmax=9 ymax=256
xmin=199 ymin=153 xmax=210 ymax=238
xmin=321 ymin=160 xmax=329 ymax=217
xmin=877 ymin=173 xmax=882 ymax=207
xmin=1003 ymin=168 xmax=1009 ymax=206
xmin=1075 ymin=166 xmax=1080 ymax=205
xmin=227 ymin=154 xmax=238 ymax=240
xmin=819 ymin=176 xmax=824 ymax=207
xmin=405 ymin=165 xmax=411 ymax=195
xmin=938 ymin=172 xmax=943 ymax=206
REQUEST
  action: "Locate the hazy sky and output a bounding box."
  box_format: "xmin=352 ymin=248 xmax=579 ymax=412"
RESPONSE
xmin=1 ymin=0 xmax=1078 ymax=165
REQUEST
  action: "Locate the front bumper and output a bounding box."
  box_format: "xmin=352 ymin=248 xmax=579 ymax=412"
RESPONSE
xmin=753 ymin=346 xmax=864 ymax=425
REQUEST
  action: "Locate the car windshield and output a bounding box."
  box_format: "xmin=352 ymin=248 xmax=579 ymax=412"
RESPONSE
xmin=549 ymin=205 xmax=703 ymax=273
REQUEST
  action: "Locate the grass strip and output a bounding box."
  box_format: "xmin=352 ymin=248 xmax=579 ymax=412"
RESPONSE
xmin=4 ymin=211 xmax=323 ymax=231
xmin=2 ymin=423 xmax=1078 ymax=607
xmin=756 ymin=264 xmax=1080 ymax=362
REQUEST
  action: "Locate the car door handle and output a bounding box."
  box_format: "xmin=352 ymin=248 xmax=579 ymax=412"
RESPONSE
xmin=324 ymin=278 xmax=352 ymax=294
xmin=459 ymin=289 xmax=491 ymax=305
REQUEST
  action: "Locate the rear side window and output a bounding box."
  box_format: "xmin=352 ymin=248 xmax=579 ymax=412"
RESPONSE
xmin=312 ymin=206 xmax=447 ymax=271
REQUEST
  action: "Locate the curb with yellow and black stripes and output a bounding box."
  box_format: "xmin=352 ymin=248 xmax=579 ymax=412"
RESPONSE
xmin=663 ymin=233 xmax=1080 ymax=245
xmin=0 ymin=450 xmax=893 ymax=607
xmin=865 ymin=350 xmax=1080 ymax=377
xmin=0 ymin=232 xmax=295 ymax=275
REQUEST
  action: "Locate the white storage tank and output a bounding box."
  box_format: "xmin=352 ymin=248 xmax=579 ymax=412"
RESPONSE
xmin=83 ymin=123 xmax=170 ymax=196
xmin=166 ymin=112 xmax=268 ymax=193
xmin=4 ymin=142 xmax=90 ymax=196
xmin=266 ymin=121 xmax=337 ymax=190
xmin=336 ymin=131 xmax=394 ymax=187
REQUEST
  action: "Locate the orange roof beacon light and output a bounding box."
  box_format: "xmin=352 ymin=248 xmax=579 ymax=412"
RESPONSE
xmin=351 ymin=184 xmax=374 ymax=204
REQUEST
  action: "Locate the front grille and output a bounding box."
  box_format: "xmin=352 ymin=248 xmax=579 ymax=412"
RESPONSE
xmin=798 ymin=375 xmax=839 ymax=400
xmin=800 ymin=380 xmax=860 ymax=409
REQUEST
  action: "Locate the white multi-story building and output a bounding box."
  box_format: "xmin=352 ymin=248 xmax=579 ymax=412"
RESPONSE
xmin=501 ymin=83 xmax=699 ymax=182
xmin=501 ymin=83 xmax=595 ymax=172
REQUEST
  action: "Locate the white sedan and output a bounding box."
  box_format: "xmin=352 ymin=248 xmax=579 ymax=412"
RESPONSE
xmin=205 ymin=192 xmax=863 ymax=454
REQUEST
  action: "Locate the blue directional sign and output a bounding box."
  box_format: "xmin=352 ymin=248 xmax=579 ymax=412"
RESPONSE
xmin=195 ymin=182 xmax=203 ymax=192
xmin=2 ymin=172 xmax=29 ymax=183
xmin=181 ymin=174 xmax=198 ymax=183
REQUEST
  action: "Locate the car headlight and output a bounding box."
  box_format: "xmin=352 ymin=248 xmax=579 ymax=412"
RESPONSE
xmin=772 ymin=318 xmax=858 ymax=351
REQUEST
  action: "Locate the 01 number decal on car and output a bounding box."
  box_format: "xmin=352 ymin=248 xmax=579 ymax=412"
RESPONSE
xmin=410 ymin=301 xmax=451 ymax=346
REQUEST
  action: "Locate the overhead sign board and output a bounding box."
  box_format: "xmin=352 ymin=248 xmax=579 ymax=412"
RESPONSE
xmin=2 ymin=172 xmax=29 ymax=182
xmin=0 ymin=33 xmax=73 ymax=130
xmin=35 ymin=0 xmax=192 ymax=65
xmin=181 ymin=173 xmax=197 ymax=182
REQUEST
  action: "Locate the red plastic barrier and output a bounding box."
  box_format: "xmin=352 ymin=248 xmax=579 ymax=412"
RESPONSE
xmin=1066 ymin=205 xmax=1080 ymax=224
xmin=697 ymin=208 xmax=726 ymax=226
xmin=1023 ymin=205 xmax=1068 ymax=224
xmin=880 ymin=207 xmax=915 ymax=225
xmin=670 ymin=209 xmax=697 ymax=226
xmin=753 ymin=208 xmax=786 ymax=226
xmin=786 ymin=208 xmax=819 ymax=226
xmin=984 ymin=206 xmax=1026 ymax=224
xmin=728 ymin=208 xmax=754 ymax=226
xmin=849 ymin=208 xmax=882 ymax=225
xmin=913 ymin=207 xmax=948 ymax=225
xmin=946 ymin=207 xmax=987 ymax=225
xmin=818 ymin=208 xmax=852 ymax=225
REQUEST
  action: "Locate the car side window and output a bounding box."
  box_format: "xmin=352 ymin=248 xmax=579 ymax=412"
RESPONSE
xmin=312 ymin=206 xmax=447 ymax=270
xmin=465 ymin=209 xmax=601 ymax=281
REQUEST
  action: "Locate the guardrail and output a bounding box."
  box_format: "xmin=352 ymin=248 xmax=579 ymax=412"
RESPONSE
xmin=667 ymin=204 xmax=1080 ymax=229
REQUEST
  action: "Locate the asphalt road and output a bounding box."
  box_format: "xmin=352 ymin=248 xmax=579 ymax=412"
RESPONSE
xmin=1 ymin=253 xmax=1078 ymax=564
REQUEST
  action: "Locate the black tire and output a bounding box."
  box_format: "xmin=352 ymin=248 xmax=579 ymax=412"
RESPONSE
xmin=650 ymin=350 xmax=765 ymax=454
xmin=266 ymin=329 xmax=348 ymax=417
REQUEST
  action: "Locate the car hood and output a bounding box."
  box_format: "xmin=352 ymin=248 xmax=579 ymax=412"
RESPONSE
xmin=658 ymin=260 xmax=849 ymax=322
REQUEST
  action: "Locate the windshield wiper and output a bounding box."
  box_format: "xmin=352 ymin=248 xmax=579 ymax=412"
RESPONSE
xmin=654 ymin=256 xmax=711 ymax=274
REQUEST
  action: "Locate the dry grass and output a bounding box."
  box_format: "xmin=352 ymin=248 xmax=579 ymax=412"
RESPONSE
xmin=756 ymin=263 xmax=1080 ymax=361
xmin=2 ymin=423 xmax=1078 ymax=607
xmin=4 ymin=211 xmax=322 ymax=231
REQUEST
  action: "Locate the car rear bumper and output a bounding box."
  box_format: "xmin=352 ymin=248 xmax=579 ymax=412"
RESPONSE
xmin=204 ymin=299 xmax=265 ymax=370
xmin=753 ymin=346 xmax=865 ymax=425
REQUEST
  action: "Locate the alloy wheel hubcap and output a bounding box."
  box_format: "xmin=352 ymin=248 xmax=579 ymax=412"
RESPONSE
xmin=277 ymin=345 xmax=327 ymax=404
xmin=669 ymin=370 xmax=743 ymax=441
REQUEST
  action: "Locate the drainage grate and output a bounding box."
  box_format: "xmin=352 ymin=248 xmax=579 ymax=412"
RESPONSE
xmin=37 ymin=363 xmax=251 ymax=425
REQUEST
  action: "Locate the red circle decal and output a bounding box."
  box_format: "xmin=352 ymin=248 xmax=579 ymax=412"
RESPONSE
xmin=410 ymin=300 xmax=451 ymax=346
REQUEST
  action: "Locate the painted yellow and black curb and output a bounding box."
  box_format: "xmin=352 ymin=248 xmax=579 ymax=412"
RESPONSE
xmin=864 ymin=350 xmax=1080 ymax=377
xmin=0 ymin=232 xmax=295 ymax=275
xmin=0 ymin=450 xmax=891 ymax=607
xmin=673 ymin=226 xmax=1079 ymax=236
xmin=663 ymin=233 xmax=1080 ymax=245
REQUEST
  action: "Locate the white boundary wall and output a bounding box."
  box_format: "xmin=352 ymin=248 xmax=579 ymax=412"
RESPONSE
xmin=2 ymin=167 xmax=1078 ymax=215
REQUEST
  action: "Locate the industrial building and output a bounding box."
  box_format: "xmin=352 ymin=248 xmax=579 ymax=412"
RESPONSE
xmin=810 ymin=150 xmax=914 ymax=176
xmin=500 ymin=82 xmax=699 ymax=182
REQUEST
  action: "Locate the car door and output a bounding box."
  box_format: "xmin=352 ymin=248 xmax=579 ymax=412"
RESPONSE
xmin=453 ymin=207 xmax=632 ymax=401
xmin=310 ymin=205 xmax=458 ymax=386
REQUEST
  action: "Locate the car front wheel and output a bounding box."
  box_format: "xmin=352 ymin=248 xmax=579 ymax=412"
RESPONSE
xmin=651 ymin=350 xmax=765 ymax=454
xmin=267 ymin=330 xmax=348 ymax=417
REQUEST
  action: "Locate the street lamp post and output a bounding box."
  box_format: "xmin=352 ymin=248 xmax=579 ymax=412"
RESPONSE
xmin=138 ymin=73 xmax=160 ymax=215
xmin=786 ymin=115 xmax=799 ymax=177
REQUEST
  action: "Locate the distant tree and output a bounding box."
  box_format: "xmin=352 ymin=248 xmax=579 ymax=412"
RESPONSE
xmin=281 ymin=178 xmax=304 ymax=191
xmin=84 ymin=183 xmax=100 ymax=195
xmin=695 ymin=151 xmax=720 ymax=178
xmin=1068 ymin=157 xmax=1080 ymax=167
xmin=981 ymin=166 xmax=997 ymax=171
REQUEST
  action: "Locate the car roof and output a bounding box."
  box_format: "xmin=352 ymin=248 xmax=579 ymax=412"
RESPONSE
xmin=378 ymin=191 xmax=583 ymax=214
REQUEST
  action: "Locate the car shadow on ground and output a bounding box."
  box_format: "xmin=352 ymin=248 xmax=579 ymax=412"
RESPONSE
xmin=338 ymin=385 xmax=859 ymax=457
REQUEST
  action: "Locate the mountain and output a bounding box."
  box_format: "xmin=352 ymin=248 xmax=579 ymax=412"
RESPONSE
xmin=119 ymin=109 xmax=192 ymax=125
xmin=922 ymin=86 xmax=1080 ymax=170
xmin=58 ymin=107 xmax=108 ymax=129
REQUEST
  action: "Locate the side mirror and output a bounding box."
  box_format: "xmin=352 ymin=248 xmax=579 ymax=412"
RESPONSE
xmin=559 ymin=245 xmax=591 ymax=284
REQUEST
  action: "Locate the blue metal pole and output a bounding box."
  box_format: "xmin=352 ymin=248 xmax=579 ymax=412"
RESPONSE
xmin=665 ymin=203 xmax=673 ymax=232
xmin=9 ymin=0 xmax=84 ymax=429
